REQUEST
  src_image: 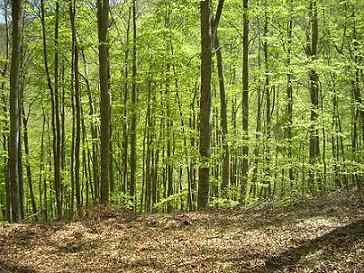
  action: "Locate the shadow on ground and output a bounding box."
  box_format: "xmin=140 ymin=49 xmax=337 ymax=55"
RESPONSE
xmin=245 ymin=219 xmax=364 ymax=273
xmin=0 ymin=261 xmax=36 ymax=273
xmin=1 ymin=193 xmax=363 ymax=273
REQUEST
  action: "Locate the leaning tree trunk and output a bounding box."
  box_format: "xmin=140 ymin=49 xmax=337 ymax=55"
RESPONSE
xmin=212 ymin=0 xmax=229 ymax=194
xmin=21 ymin=89 xmax=37 ymax=219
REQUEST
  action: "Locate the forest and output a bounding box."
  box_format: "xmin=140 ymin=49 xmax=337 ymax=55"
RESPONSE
xmin=0 ymin=0 xmax=364 ymax=272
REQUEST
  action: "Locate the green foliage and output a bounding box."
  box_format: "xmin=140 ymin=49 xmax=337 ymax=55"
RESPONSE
xmin=210 ymin=197 xmax=240 ymax=208
xmin=1 ymin=0 xmax=364 ymax=221
xmin=154 ymin=191 xmax=188 ymax=210
xmin=111 ymin=192 xmax=135 ymax=210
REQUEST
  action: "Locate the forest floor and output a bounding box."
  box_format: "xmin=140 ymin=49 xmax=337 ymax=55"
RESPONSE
xmin=1 ymin=191 xmax=364 ymax=273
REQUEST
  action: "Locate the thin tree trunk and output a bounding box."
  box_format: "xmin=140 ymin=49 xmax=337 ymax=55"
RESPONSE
xmin=39 ymin=106 xmax=46 ymax=221
xmin=212 ymin=0 xmax=229 ymax=194
xmin=263 ymin=1 xmax=272 ymax=198
xmin=241 ymin=0 xmax=250 ymax=203
xmin=22 ymin=93 xmax=37 ymax=219
xmin=53 ymin=0 xmax=62 ymax=217
xmin=286 ymin=0 xmax=294 ymax=188
xmin=130 ymin=0 xmax=137 ymax=206
xmin=122 ymin=7 xmax=131 ymax=194
xmin=81 ymin=51 xmax=100 ymax=201
xmin=351 ymin=7 xmax=363 ymax=190
xmin=40 ymin=0 xmax=62 ymax=219
xmin=18 ymin=77 xmax=24 ymax=219
xmin=70 ymin=0 xmax=81 ymax=213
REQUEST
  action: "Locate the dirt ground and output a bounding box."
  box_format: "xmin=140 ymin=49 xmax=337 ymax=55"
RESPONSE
xmin=1 ymin=192 xmax=364 ymax=273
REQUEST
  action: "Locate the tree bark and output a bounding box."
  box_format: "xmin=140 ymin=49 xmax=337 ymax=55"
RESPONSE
xmin=130 ymin=0 xmax=137 ymax=206
xmin=1 ymin=0 xmax=10 ymax=221
xmin=263 ymin=0 xmax=272 ymax=198
xmin=70 ymin=0 xmax=81 ymax=213
xmin=97 ymin=0 xmax=111 ymax=204
xmin=40 ymin=0 xmax=62 ymax=219
xmin=198 ymin=0 xmax=212 ymax=209
xmin=212 ymin=0 xmax=229 ymax=194
xmin=9 ymin=0 xmax=24 ymax=223
xmin=122 ymin=7 xmax=131 ymax=194
xmin=286 ymin=0 xmax=294 ymax=187
xmin=22 ymin=88 xmax=37 ymax=219
xmin=241 ymin=0 xmax=250 ymax=203
xmin=307 ymin=0 xmax=320 ymax=191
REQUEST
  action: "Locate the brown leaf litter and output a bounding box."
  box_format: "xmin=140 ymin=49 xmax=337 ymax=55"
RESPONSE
xmin=1 ymin=192 xmax=363 ymax=273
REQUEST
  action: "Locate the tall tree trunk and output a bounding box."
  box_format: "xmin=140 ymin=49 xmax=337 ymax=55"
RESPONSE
xmin=286 ymin=0 xmax=294 ymax=188
xmin=97 ymin=0 xmax=111 ymax=204
xmin=54 ymin=0 xmax=62 ymax=217
xmin=241 ymin=0 xmax=250 ymax=203
xmin=40 ymin=0 xmax=62 ymax=219
xmin=213 ymin=0 xmax=229 ymax=194
xmin=70 ymin=43 xmax=76 ymax=213
xmin=351 ymin=7 xmax=363 ymax=190
xmin=188 ymin=85 xmax=198 ymax=210
xmin=18 ymin=77 xmax=24 ymax=219
xmin=166 ymin=76 xmax=174 ymax=213
xmin=61 ymin=62 xmax=65 ymax=196
xmin=130 ymin=0 xmax=137 ymax=205
xmin=252 ymin=22 xmax=262 ymax=199
xmin=81 ymin=105 xmax=89 ymax=207
xmin=9 ymin=0 xmax=24 ymax=223
xmin=198 ymin=0 xmax=212 ymax=209
xmin=70 ymin=0 xmax=81 ymax=213
xmin=81 ymin=51 xmax=100 ymax=201
xmin=122 ymin=8 xmax=131 ymax=194
xmin=2 ymin=0 xmax=10 ymax=221
xmin=307 ymin=0 xmax=320 ymax=191
xmin=263 ymin=0 xmax=272 ymax=198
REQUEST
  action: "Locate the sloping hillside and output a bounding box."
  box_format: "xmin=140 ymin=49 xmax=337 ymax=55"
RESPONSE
xmin=1 ymin=192 xmax=363 ymax=273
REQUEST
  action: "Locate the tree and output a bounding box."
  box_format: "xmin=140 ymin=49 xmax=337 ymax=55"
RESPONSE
xmin=2 ymin=0 xmax=364 ymax=221
xmin=8 ymin=0 xmax=24 ymax=223
xmin=129 ymin=0 xmax=137 ymax=205
xmin=213 ymin=0 xmax=229 ymax=194
xmin=40 ymin=0 xmax=63 ymax=219
xmin=198 ymin=0 xmax=212 ymax=209
xmin=97 ymin=0 xmax=111 ymax=204
xmin=241 ymin=0 xmax=249 ymax=203
xmin=1 ymin=0 xmax=10 ymax=221
xmin=307 ymin=0 xmax=320 ymax=190
xmin=70 ymin=0 xmax=81 ymax=212
xmin=286 ymin=0 xmax=294 ymax=188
